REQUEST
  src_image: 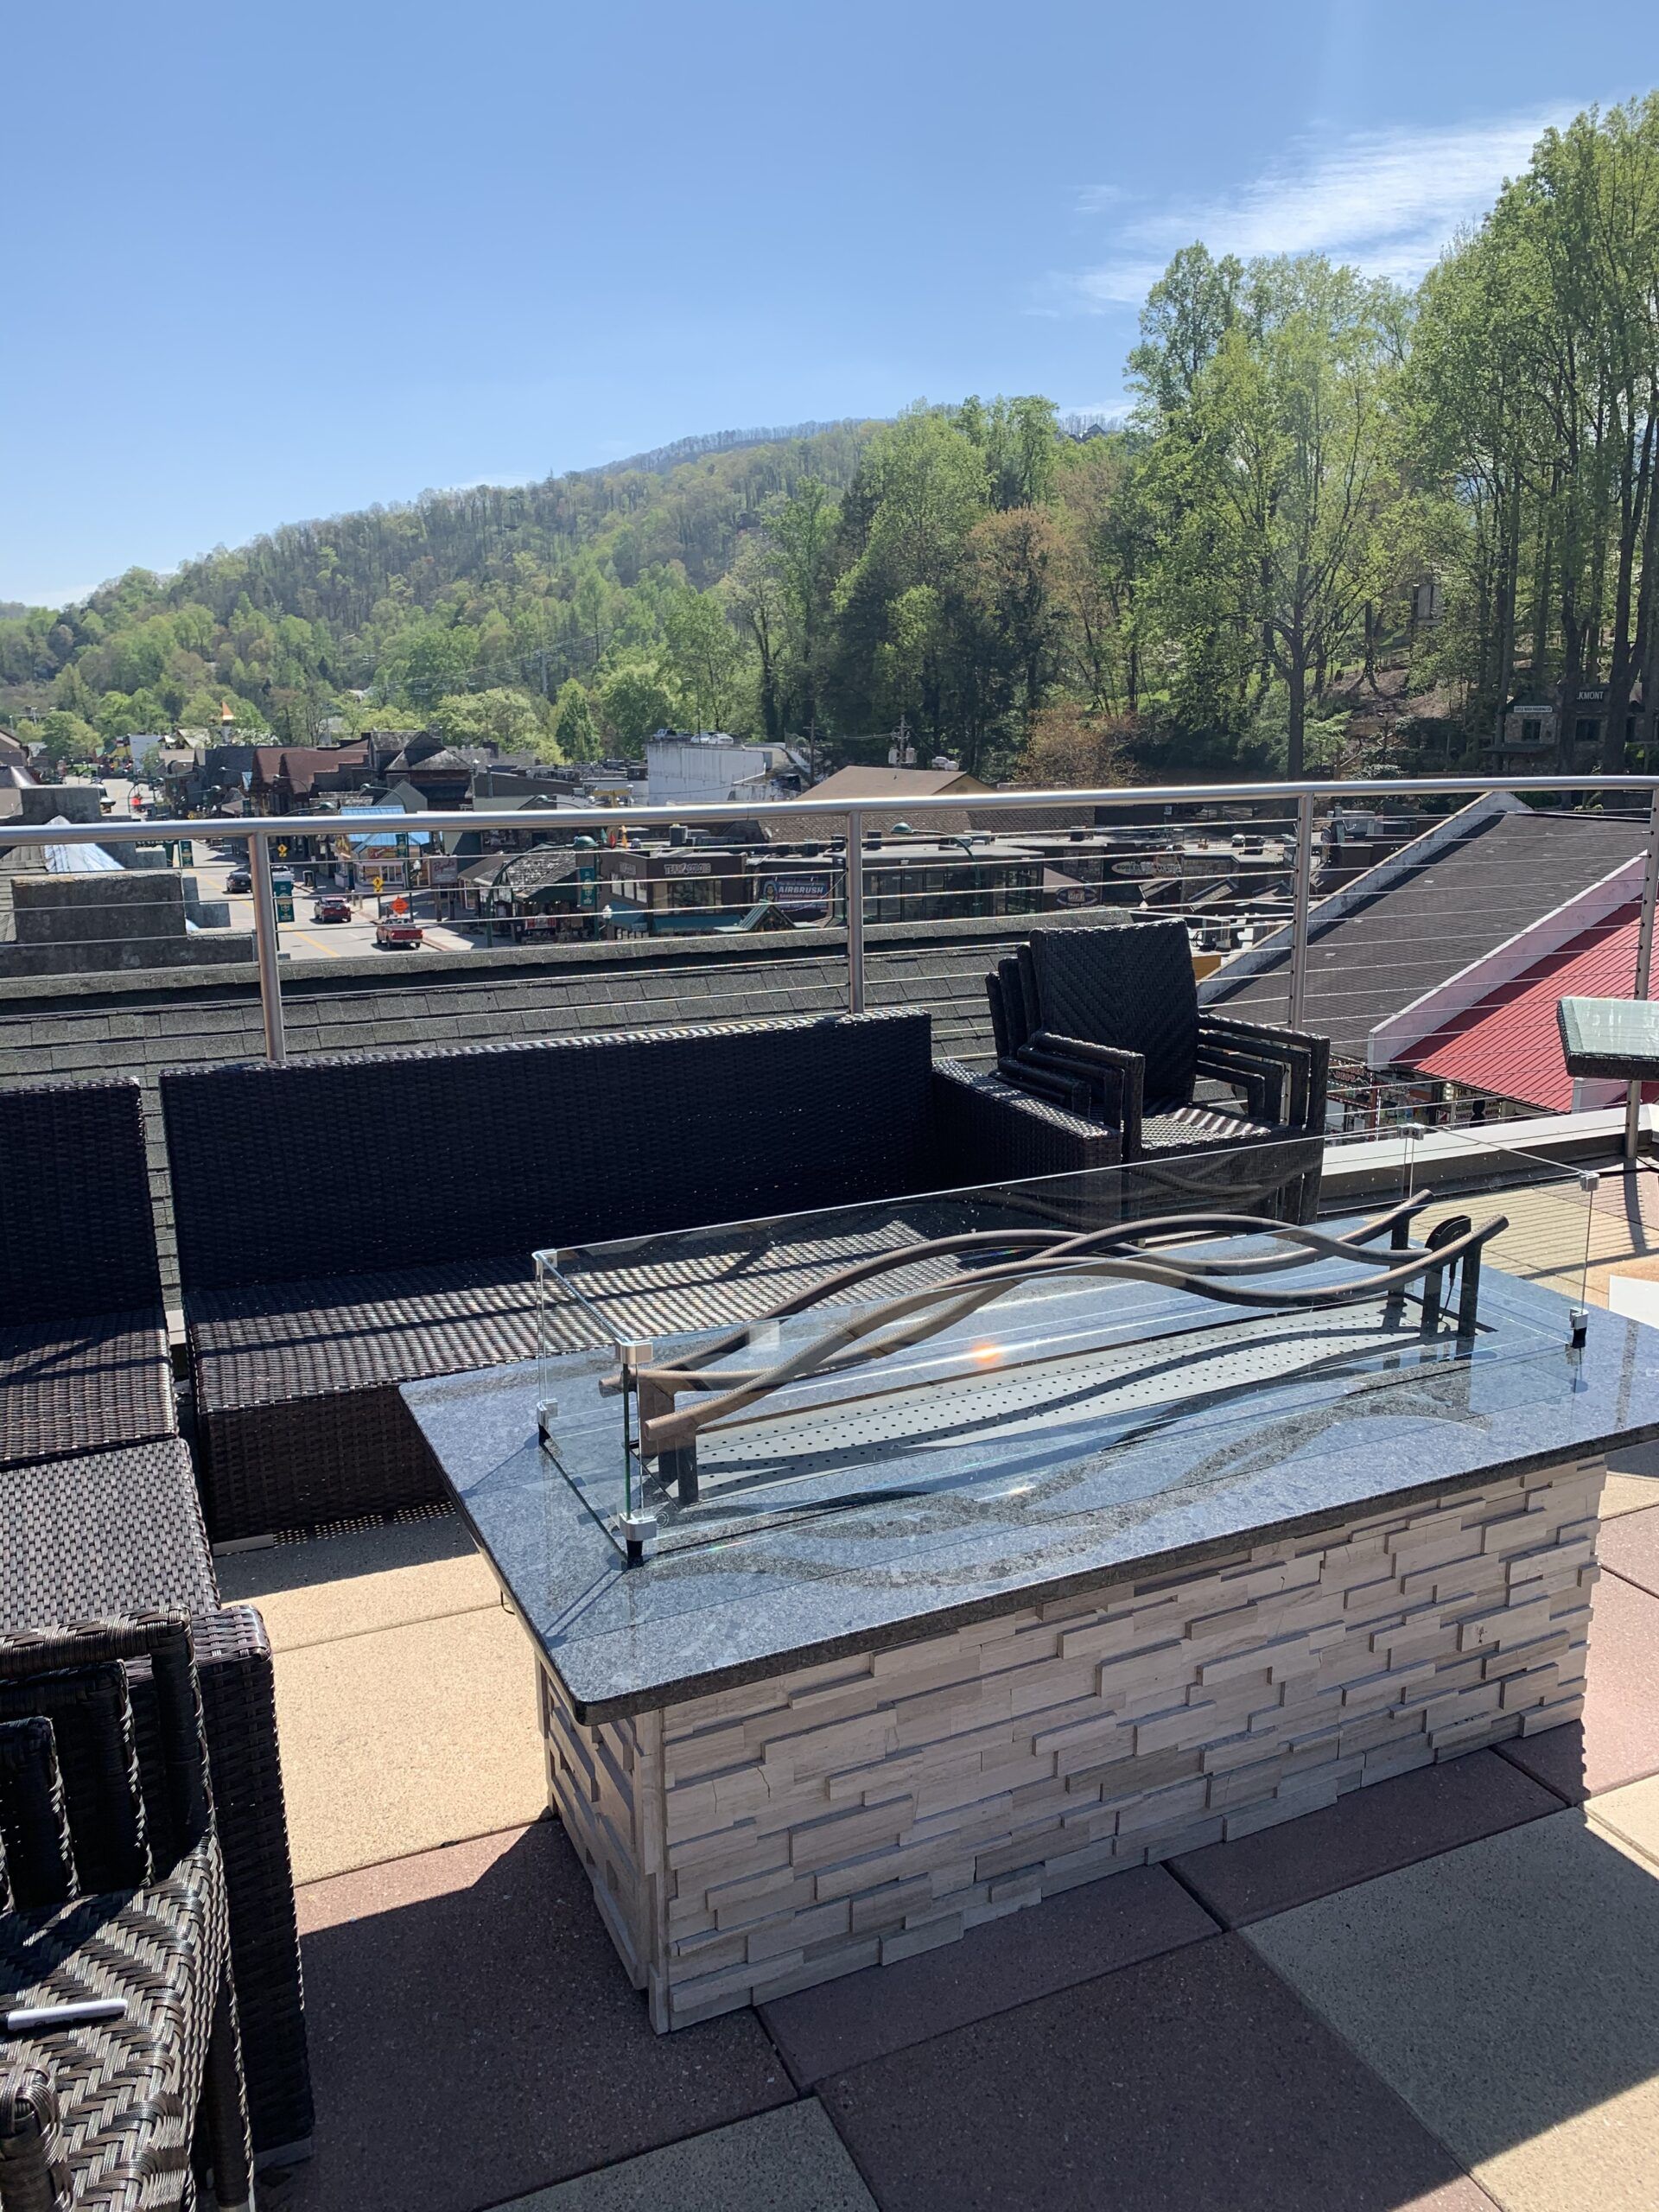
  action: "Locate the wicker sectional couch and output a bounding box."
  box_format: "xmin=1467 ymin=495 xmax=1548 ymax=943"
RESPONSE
xmin=162 ymin=1007 xmax=1114 ymax=1541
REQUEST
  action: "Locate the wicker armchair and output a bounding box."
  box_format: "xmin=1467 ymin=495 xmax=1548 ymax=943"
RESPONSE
xmin=0 ymin=1613 xmax=253 ymax=2211
xmin=0 ymin=1445 xmax=312 ymax=2171
xmin=0 ymin=1081 xmax=175 ymax=1473
xmin=162 ymin=1009 xmax=1115 ymax=1541
xmin=987 ymin=921 xmax=1329 ymax=1219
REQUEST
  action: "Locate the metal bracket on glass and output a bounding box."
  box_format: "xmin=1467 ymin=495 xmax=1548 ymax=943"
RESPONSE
xmin=619 ymin=1511 xmax=658 ymax=1566
xmin=1569 ymin=1306 xmax=1590 ymax=1350
xmin=536 ymin=1399 xmax=559 ymax=1448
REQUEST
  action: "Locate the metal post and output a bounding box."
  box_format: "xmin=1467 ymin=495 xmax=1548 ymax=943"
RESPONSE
xmin=1286 ymin=791 xmax=1314 ymax=1032
xmin=1626 ymin=788 xmax=1659 ymax=1160
xmin=249 ymin=828 xmax=288 ymax=1065
xmin=845 ymin=808 xmax=866 ymax=1015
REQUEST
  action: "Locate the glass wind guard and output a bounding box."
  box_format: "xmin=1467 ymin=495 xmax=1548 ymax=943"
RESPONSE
xmin=533 ymin=1129 xmax=1586 ymax=1564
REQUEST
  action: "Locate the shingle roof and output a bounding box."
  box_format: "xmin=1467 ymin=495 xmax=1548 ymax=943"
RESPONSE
xmin=1209 ymin=809 xmax=1648 ymax=1057
xmin=1408 ymin=906 xmax=1643 ymax=1111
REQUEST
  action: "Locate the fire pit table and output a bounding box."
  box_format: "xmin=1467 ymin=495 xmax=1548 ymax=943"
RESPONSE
xmin=402 ymin=1136 xmax=1648 ymax=2031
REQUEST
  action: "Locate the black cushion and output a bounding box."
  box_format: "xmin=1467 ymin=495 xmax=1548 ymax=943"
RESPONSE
xmin=1028 ymin=921 xmax=1198 ymax=1104
xmin=0 ymin=1081 xmax=163 ymax=1325
xmin=161 ymin=1011 xmax=935 ymax=1294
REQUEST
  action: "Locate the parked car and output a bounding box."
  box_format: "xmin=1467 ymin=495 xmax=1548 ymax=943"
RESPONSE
xmin=313 ymin=894 xmax=353 ymax=923
xmin=374 ymin=916 xmax=424 ymax=950
xmin=226 ymin=868 xmax=251 ymax=893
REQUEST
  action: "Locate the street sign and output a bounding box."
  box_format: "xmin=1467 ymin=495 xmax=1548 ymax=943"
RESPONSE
xmin=275 ymin=896 xmax=294 ymax=922
xmin=372 ymin=874 xmax=385 ymax=894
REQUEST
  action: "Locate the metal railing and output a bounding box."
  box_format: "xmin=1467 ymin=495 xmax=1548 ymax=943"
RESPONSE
xmin=5 ymin=772 xmax=1659 ymax=1153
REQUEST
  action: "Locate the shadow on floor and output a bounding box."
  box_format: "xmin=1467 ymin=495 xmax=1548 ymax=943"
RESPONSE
xmin=216 ymin=1508 xmax=474 ymax=1602
xmin=264 ymin=1821 xmax=791 ymax=2212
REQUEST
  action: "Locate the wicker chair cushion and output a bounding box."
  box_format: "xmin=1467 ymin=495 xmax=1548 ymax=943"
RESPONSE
xmin=0 ymin=1833 xmax=229 ymax=2209
xmin=0 ymin=1316 xmax=176 ymax=1473
xmin=1028 ymin=921 xmax=1199 ymax=1104
xmin=1136 ymin=1102 xmax=1281 ymax=1153
xmin=185 ymin=1221 xmax=969 ymax=1418
xmin=162 ymin=1009 xmax=936 ymax=1294
xmin=0 ymin=1080 xmax=163 ymax=1326
xmin=0 ymin=1442 xmax=218 ymax=1628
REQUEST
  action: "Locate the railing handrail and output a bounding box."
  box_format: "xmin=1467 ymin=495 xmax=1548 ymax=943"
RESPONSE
xmin=7 ymin=772 xmax=1659 ymax=1143
xmin=5 ymin=771 xmax=1659 ymax=848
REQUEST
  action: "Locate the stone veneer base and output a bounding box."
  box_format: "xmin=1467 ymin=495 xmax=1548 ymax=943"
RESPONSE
xmin=538 ymin=1456 xmax=1603 ymax=2031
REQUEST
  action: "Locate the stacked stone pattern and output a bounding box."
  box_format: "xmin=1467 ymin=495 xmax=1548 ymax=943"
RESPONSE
xmin=540 ymin=1456 xmax=1601 ymax=2031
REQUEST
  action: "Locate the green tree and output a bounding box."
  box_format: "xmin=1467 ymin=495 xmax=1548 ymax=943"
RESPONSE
xmin=431 ymin=686 xmax=561 ymax=758
xmin=35 ymin=710 xmax=100 ymax=766
xmin=663 ymin=588 xmax=747 ymax=732
xmin=552 ymin=678 xmax=599 ymax=760
xmin=1165 ymin=256 xmax=1407 ymax=774
xmin=597 ymin=660 xmax=675 ymax=753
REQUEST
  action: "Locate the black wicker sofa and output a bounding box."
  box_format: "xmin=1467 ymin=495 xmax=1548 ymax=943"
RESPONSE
xmin=0 ymin=1077 xmax=177 ymax=1472
xmin=162 ymin=1007 xmax=1114 ymax=1541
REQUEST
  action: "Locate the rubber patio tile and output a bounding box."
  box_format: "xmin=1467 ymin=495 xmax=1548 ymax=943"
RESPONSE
xmin=760 ymin=1862 xmax=1217 ymax=2085
xmin=1497 ymin=1571 xmax=1659 ymax=1802
xmin=1586 ymin=1772 xmax=1659 ymax=1874
xmin=817 ymin=1934 xmax=1491 ymax=2212
xmin=216 ymin=1513 xmax=497 ymax=1651
xmin=272 ymin=1603 xmax=546 ymax=1881
xmin=499 ymin=2102 xmax=875 ymax=2211
xmin=1168 ymin=1748 xmax=1559 ymax=1927
xmin=275 ymin=1823 xmax=791 ymax=2212
xmin=1599 ymin=1502 xmax=1659 ymax=1600
xmin=1247 ymin=1812 xmax=1659 ymax=2212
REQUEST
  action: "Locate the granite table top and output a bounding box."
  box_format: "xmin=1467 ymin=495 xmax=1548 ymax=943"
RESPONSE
xmin=402 ymin=1260 xmax=1659 ymax=1723
xmin=1557 ymin=995 xmax=1659 ymax=1080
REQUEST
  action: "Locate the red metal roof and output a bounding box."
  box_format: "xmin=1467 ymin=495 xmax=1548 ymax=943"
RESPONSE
xmin=1410 ymin=907 xmax=1649 ymax=1110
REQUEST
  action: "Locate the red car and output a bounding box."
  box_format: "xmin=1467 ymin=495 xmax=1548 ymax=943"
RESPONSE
xmin=312 ymin=895 xmax=353 ymax=923
xmin=374 ymin=916 xmax=424 ymax=950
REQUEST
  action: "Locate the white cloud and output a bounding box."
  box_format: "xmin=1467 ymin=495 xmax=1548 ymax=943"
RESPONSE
xmin=1063 ymin=110 xmax=1572 ymax=310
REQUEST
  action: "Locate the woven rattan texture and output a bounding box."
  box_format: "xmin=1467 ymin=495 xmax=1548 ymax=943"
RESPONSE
xmin=0 ymin=1316 xmax=176 ymax=1473
xmin=0 ymin=1834 xmax=229 ymax=2208
xmin=0 ymin=1080 xmax=164 ymax=1325
xmin=0 ymin=1452 xmax=312 ymax=2162
xmin=1137 ymin=1103 xmax=1281 ymax=1151
xmin=1028 ymin=920 xmax=1201 ymax=1103
xmin=0 ymin=1442 xmax=217 ymax=1627
xmin=162 ymin=1010 xmax=938 ymax=1294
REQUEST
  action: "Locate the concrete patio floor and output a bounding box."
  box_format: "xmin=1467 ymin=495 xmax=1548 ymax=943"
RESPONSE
xmin=224 ymin=1167 xmax=1659 ymax=2212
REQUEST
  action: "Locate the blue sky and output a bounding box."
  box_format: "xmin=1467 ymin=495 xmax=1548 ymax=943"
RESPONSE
xmin=5 ymin=0 xmax=1654 ymax=607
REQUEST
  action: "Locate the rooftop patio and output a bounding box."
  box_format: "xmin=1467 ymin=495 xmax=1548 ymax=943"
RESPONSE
xmin=8 ymin=779 xmax=1659 ymax=2211
xmin=209 ymin=1159 xmax=1659 ymax=2212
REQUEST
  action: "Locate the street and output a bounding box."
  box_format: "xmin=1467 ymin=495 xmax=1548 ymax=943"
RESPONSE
xmin=188 ymin=842 xmax=481 ymax=960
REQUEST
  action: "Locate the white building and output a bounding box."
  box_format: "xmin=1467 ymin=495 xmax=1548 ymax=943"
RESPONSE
xmin=645 ymin=733 xmax=804 ymax=810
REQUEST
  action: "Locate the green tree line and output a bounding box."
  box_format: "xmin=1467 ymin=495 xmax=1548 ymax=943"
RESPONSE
xmin=6 ymin=94 xmax=1658 ymax=785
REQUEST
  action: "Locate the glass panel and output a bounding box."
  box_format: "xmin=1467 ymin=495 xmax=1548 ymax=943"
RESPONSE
xmin=535 ymin=1129 xmax=1588 ymax=1565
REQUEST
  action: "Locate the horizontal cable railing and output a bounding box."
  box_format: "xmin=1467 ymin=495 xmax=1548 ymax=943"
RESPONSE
xmin=3 ymin=773 xmax=1657 ymax=1155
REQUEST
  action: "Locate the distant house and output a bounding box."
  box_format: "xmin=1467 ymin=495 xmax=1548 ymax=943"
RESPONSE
xmin=1366 ymin=859 xmax=1652 ymax=1115
xmin=795 ymin=765 xmax=993 ymax=840
xmin=1205 ymin=796 xmax=1651 ymax=1063
xmin=250 ymin=742 xmax=372 ymax=812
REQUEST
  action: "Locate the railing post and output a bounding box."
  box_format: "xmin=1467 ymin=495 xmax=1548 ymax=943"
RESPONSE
xmin=845 ymin=808 xmax=866 ymax=1015
xmin=1286 ymin=791 xmax=1314 ymax=1032
xmin=1625 ymin=787 xmax=1659 ymax=1160
xmin=249 ymin=826 xmax=288 ymax=1065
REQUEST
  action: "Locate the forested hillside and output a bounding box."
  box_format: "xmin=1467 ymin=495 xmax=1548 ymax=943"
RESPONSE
xmin=6 ymin=93 xmax=1659 ymax=785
